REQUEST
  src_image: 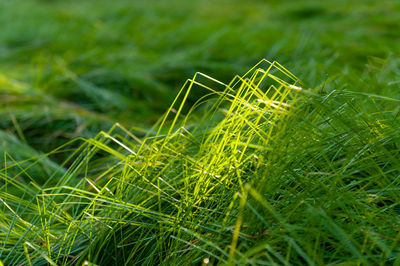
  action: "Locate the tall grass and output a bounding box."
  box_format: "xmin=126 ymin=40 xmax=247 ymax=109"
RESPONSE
xmin=1 ymin=60 xmax=399 ymax=265
xmin=2 ymin=0 xmax=400 ymax=158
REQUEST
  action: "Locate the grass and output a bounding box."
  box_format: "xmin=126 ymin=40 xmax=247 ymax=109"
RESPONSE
xmin=1 ymin=59 xmax=399 ymax=265
xmin=0 ymin=0 xmax=400 ymax=265
xmin=1 ymin=0 xmax=399 ymax=155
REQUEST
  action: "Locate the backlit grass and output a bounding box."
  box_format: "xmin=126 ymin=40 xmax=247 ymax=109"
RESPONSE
xmin=1 ymin=0 xmax=400 ymax=264
xmin=1 ymin=60 xmax=399 ymax=265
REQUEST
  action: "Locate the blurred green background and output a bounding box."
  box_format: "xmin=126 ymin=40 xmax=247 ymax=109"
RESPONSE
xmin=0 ymin=0 xmax=399 ymax=158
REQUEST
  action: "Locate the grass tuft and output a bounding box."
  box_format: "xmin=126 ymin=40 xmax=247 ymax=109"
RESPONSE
xmin=1 ymin=60 xmax=399 ymax=265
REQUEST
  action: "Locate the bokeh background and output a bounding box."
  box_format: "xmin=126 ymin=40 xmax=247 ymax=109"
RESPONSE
xmin=1 ymin=0 xmax=399 ymax=158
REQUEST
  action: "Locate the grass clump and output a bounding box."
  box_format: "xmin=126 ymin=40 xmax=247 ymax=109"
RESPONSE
xmin=1 ymin=60 xmax=400 ymax=265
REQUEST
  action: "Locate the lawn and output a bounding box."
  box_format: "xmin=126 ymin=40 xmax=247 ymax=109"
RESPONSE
xmin=0 ymin=0 xmax=399 ymax=265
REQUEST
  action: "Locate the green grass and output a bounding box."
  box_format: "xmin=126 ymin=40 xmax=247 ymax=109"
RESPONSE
xmin=1 ymin=59 xmax=399 ymax=265
xmin=0 ymin=0 xmax=400 ymax=265
xmin=1 ymin=0 xmax=399 ymax=155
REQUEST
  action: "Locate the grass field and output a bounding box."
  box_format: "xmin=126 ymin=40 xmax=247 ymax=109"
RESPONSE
xmin=1 ymin=0 xmax=400 ymax=265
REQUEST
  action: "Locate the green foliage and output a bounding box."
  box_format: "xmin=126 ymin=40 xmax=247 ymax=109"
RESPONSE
xmin=0 ymin=0 xmax=399 ymax=155
xmin=1 ymin=60 xmax=399 ymax=265
xmin=0 ymin=0 xmax=399 ymax=264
